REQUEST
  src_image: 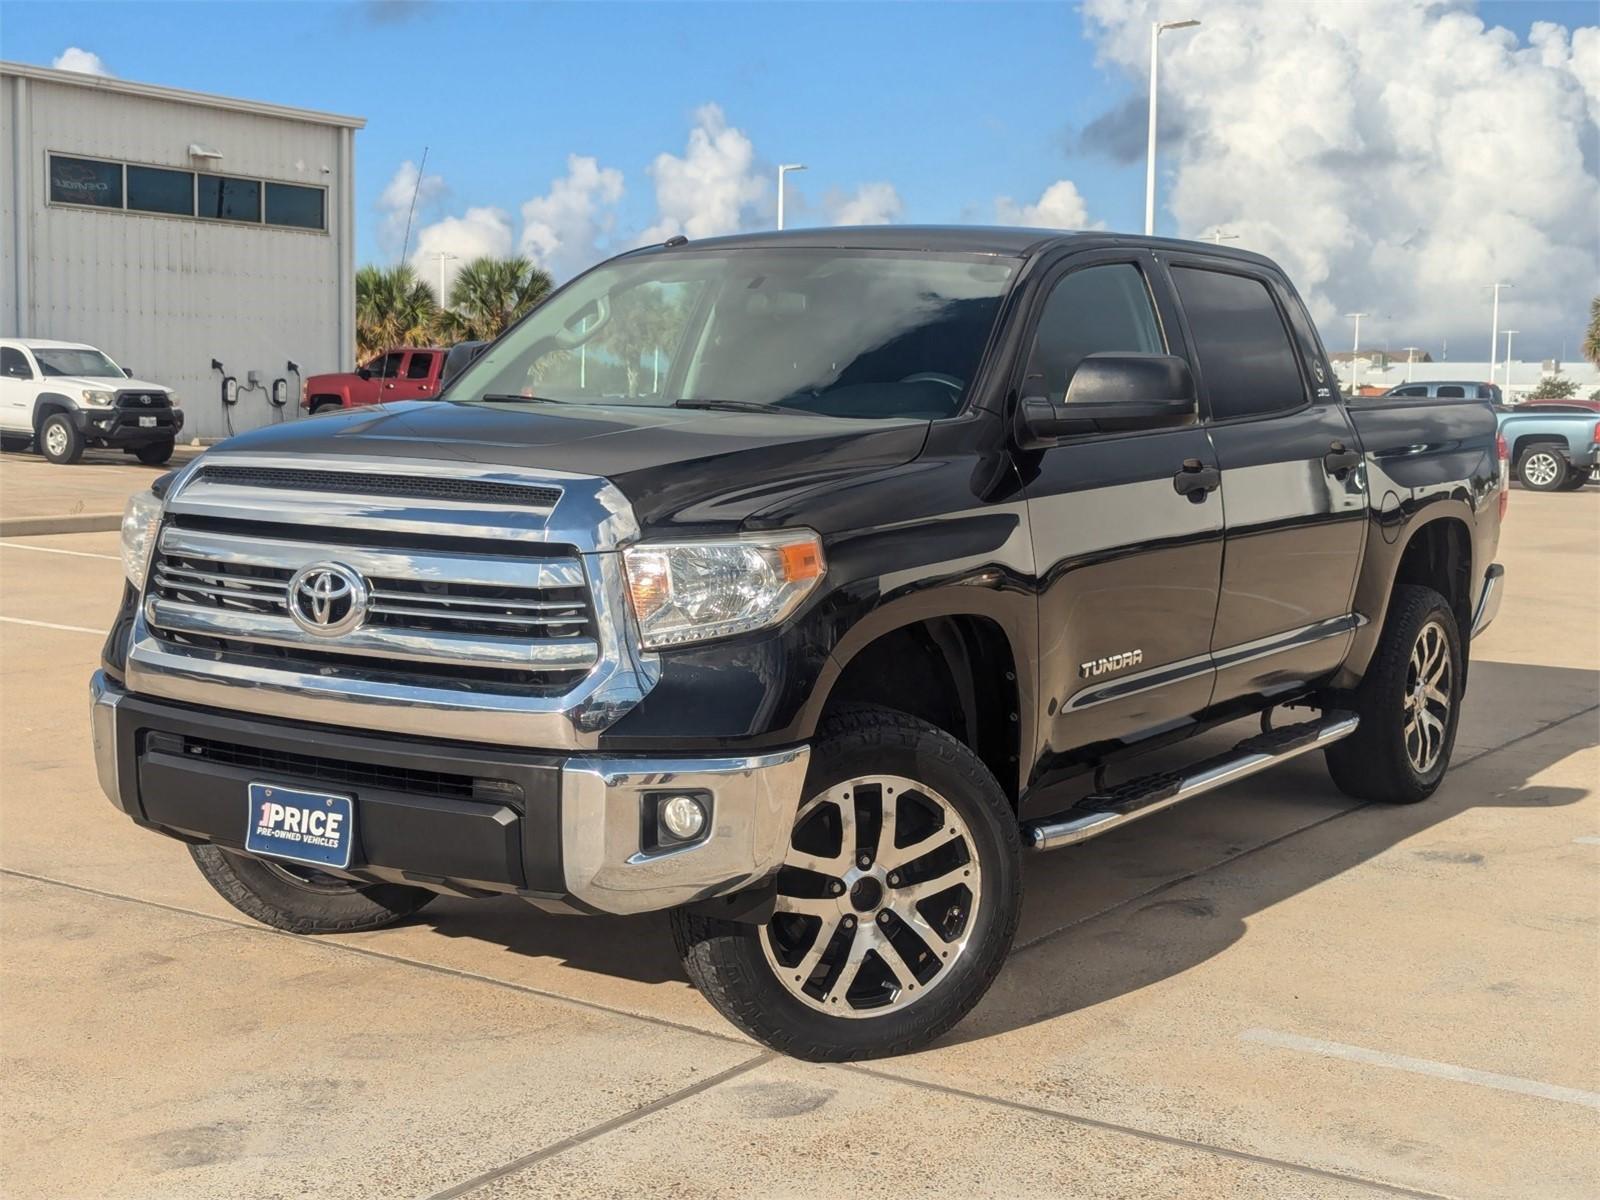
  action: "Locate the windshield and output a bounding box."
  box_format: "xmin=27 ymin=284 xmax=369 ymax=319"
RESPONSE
xmin=448 ymin=249 xmax=1018 ymax=420
xmin=33 ymin=347 xmax=123 ymax=378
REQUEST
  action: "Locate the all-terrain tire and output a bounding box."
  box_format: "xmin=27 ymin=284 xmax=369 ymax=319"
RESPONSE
xmin=189 ymin=844 xmax=434 ymax=934
xmin=671 ymin=705 xmax=1022 ymax=1061
xmin=1325 ymin=585 xmax=1463 ymax=804
xmin=134 ymin=439 xmax=175 ymax=465
xmin=1557 ymin=468 xmax=1592 ymax=491
xmin=1516 ymin=446 xmax=1567 ymax=491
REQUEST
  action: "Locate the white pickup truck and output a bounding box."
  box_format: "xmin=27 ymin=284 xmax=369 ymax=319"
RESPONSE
xmin=0 ymin=338 xmax=184 ymax=465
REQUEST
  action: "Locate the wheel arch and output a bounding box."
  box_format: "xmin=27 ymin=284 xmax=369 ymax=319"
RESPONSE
xmin=814 ymin=611 xmax=1025 ymax=803
xmin=1510 ymin=434 xmax=1569 ymax=466
xmin=31 ymin=394 xmax=77 ymax=434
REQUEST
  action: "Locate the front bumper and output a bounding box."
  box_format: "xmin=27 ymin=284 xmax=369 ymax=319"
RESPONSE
xmin=90 ymin=671 xmax=807 ymax=915
xmin=74 ymin=406 xmax=184 ymax=445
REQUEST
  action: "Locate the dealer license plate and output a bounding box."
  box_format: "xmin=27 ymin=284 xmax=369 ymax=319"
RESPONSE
xmin=246 ymin=782 xmax=354 ymax=869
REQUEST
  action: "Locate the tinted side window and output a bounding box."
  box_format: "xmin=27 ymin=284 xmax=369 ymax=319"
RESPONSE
xmin=49 ymin=155 xmax=122 ymax=208
xmin=368 ymin=352 xmax=405 ymax=378
xmin=1392 ymin=385 xmax=1426 ymax=397
xmin=1 ymin=347 xmax=32 ymax=378
xmin=1436 ymin=385 xmax=1465 ymax=398
xmin=406 ymin=352 xmax=435 ymax=379
xmin=127 ymin=165 xmax=194 ymax=216
xmin=1171 ymin=267 xmax=1306 ymax=420
xmin=1026 ymin=263 xmax=1164 ymax=404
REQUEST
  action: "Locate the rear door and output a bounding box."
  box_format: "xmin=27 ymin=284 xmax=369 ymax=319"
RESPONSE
xmin=0 ymin=346 xmax=36 ymax=431
xmin=1162 ymin=257 xmax=1366 ymax=707
xmin=1021 ymin=251 xmax=1225 ymax=762
xmin=394 ymin=350 xmax=440 ymax=400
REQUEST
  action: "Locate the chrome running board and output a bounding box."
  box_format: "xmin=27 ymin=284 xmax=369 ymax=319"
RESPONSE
xmin=1023 ymin=712 xmax=1360 ymax=852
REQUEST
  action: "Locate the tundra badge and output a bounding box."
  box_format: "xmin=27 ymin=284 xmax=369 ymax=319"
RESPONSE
xmin=1079 ymin=650 xmax=1144 ymax=679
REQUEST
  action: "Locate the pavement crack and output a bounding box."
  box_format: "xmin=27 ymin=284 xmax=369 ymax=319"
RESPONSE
xmin=423 ymin=1054 xmax=773 ymax=1200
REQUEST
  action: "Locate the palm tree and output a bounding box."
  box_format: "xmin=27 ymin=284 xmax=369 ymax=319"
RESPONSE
xmin=356 ymin=264 xmax=439 ymax=360
xmin=446 ymin=256 xmax=554 ymax=342
xmin=1584 ymin=295 xmax=1600 ymax=369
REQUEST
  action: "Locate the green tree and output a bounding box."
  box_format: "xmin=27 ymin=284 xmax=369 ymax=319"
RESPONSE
xmin=597 ymin=286 xmax=684 ymax=396
xmin=355 ymin=264 xmax=438 ymax=360
xmin=1527 ymin=375 xmax=1578 ymax=400
xmin=445 ymin=256 xmax=554 ymax=342
xmin=1585 ymin=295 xmax=1600 ymax=368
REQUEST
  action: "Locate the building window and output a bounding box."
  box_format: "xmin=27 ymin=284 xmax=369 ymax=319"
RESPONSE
xmin=49 ymin=155 xmax=122 ymax=208
xmin=198 ymin=174 xmax=261 ymax=223
xmin=127 ymin=165 xmax=195 ymax=216
xmin=265 ymin=182 xmax=325 ymax=230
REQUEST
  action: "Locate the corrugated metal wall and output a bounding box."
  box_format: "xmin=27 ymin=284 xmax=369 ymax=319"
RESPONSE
xmin=2 ymin=70 xmax=356 ymax=439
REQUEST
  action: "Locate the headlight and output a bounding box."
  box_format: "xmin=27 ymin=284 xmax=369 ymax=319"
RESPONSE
xmin=82 ymin=389 xmax=115 ymax=407
xmin=121 ymin=489 xmax=163 ymax=587
xmin=166 ymin=392 xmax=181 ymax=408
xmin=622 ymin=530 xmax=825 ymax=649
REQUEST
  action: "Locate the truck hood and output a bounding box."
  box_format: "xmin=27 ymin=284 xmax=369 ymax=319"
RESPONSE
xmin=205 ymin=398 xmax=930 ymax=532
xmin=41 ymin=375 xmax=169 ymax=395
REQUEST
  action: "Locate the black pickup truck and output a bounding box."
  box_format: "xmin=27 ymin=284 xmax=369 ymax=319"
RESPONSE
xmin=92 ymin=227 xmax=1507 ymax=1060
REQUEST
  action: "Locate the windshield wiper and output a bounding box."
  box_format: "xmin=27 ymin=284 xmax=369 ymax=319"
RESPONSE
xmin=673 ymin=399 xmax=791 ymax=414
xmin=476 ymin=393 xmax=563 ymax=405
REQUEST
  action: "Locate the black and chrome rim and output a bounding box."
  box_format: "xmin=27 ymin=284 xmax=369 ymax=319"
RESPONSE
xmin=761 ymin=774 xmax=981 ymax=1019
xmin=1522 ymin=452 xmax=1561 ymax=488
xmin=1405 ymin=619 xmax=1452 ymax=774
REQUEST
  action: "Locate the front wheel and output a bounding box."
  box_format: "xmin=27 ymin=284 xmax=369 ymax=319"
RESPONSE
xmin=1517 ymin=447 xmax=1567 ymax=491
xmin=134 ymin=439 xmax=175 ymax=465
xmin=672 ymin=706 xmax=1022 ymax=1061
xmin=188 ymin=844 xmax=434 ymax=934
xmin=39 ymin=413 xmax=84 ymax=464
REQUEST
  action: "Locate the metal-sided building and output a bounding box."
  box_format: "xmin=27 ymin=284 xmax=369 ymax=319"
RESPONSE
xmin=1 ymin=62 xmax=363 ymax=438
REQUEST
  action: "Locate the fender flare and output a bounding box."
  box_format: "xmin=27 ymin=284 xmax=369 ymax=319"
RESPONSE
xmin=31 ymin=394 xmax=79 ymax=434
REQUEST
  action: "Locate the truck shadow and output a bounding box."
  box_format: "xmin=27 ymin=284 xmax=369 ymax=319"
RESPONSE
xmin=409 ymin=659 xmax=1597 ymax=1037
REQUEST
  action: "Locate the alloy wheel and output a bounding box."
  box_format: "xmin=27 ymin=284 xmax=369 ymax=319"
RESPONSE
xmin=1523 ymin=452 xmax=1561 ymax=488
xmin=761 ymin=774 xmax=982 ymax=1018
xmin=1404 ymin=619 xmax=1452 ymax=774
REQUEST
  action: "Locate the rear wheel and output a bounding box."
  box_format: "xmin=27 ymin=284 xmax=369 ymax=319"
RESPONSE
xmin=1516 ymin=447 xmax=1566 ymax=491
xmin=310 ymin=398 xmax=342 ymax=416
xmin=134 ymin=439 xmax=175 ymax=465
xmin=1326 ymin=585 xmax=1462 ymax=804
xmin=39 ymin=413 xmax=83 ymax=464
xmin=672 ymin=706 xmax=1022 ymax=1061
xmin=188 ymin=844 xmax=434 ymax=934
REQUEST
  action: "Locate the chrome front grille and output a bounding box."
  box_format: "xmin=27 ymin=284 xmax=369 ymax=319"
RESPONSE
xmin=145 ymin=525 xmax=599 ymax=683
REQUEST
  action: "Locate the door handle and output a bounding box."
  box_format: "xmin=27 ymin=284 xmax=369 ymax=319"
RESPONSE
xmin=1173 ymin=458 xmax=1221 ymax=499
xmin=1323 ymin=440 xmax=1361 ymax=478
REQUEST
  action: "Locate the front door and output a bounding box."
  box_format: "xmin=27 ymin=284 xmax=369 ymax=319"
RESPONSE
xmin=1020 ymin=253 xmax=1225 ymax=766
xmin=352 ymin=351 xmax=404 ymax=407
xmin=1162 ymin=258 xmax=1366 ymax=706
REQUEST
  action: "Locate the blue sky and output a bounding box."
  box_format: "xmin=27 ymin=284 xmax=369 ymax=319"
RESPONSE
xmin=6 ymin=1 xmax=1598 ymax=359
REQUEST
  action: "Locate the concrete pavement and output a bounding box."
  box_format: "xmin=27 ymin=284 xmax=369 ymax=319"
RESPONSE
xmin=1 ymin=492 xmax=1595 ymax=1199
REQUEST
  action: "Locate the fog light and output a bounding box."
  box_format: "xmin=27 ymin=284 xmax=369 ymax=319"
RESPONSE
xmin=659 ymin=794 xmax=707 ymax=841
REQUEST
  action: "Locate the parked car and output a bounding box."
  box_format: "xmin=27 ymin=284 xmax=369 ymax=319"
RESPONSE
xmin=1383 ymin=380 xmax=1502 ymax=402
xmin=0 ymin=338 xmax=183 ymax=464
xmin=440 ymin=340 xmax=489 ymax=390
xmin=93 ymin=228 xmax=1506 ymax=1060
xmin=1495 ymin=404 xmax=1599 ymax=490
xmin=300 ymin=346 xmax=450 ymax=414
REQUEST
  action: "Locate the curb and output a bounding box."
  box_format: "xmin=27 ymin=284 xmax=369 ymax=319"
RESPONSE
xmin=0 ymin=513 xmax=124 ymax=537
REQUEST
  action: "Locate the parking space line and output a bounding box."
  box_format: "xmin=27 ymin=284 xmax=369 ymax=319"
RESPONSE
xmin=0 ymin=542 xmax=120 ymax=561
xmin=0 ymin=615 xmax=105 ymax=635
xmin=426 ymin=1054 xmax=773 ymax=1200
xmin=1574 ymin=835 xmax=1600 ymax=845
xmin=1241 ymin=1028 xmax=1600 ymax=1110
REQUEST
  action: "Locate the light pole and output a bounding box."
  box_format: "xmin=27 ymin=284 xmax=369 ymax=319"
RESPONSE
xmin=1347 ymin=312 xmax=1368 ymax=392
xmin=1502 ymin=330 xmax=1518 ymax=397
xmin=1403 ymin=346 xmax=1422 ymax=382
xmin=1205 ymin=230 xmax=1239 ymax=245
xmin=1485 ymin=282 xmax=1512 ymax=382
xmin=777 ymin=163 xmax=807 ymax=231
xmin=1145 ymin=18 xmax=1200 ymax=236
xmin=430 ymin=251 xmax=459 ymax=303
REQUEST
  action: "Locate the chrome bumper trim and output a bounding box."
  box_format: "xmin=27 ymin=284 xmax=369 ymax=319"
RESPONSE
xmin=89 ymin=671 xmax=126 ymax=811
xmin=561 ymin=748 xmax=811 ymax=915
xmin=1471 ymin=563 xmax=1505 ymax=639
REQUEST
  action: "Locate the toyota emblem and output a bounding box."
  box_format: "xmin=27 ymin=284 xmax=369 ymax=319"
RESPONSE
xmin=286 ymin=562 xmax=368 ymax=636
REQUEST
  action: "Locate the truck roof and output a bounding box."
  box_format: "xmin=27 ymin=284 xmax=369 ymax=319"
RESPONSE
xmin=1 ymin=338 xmax=100 ymax=351
xmin=631 ymin=224 xmax=1281 ymax=269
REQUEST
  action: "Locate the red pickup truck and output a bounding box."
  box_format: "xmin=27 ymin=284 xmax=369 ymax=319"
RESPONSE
xmin=301 ymin=343 xmax=486 ymax=414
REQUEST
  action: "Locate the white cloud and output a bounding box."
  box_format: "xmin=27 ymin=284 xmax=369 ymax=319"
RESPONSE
xmin=409 ymin=207 xmax=515 ymax=299
xmin=1080 ymin=0 xmax=1600 ymax=358
xmin=825 ymin=182 xmax=904 ymax=226
xmin=518 ymin=154 xmax=625 ymax=280
xmin=641 ymin=104 xmax=769 ymax=243
xmin=376 ymin=160 xmax=448 ymax=258
xmin=995 ymin=179 xmax=1099 ymax=229
xmin=52 ymin=47 xmax=112 ymax=77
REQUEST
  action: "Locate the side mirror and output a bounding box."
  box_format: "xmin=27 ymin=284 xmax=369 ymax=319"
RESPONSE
xmin=357 ymin=368 xmax=372 ymax=380
xmin=123 ymin=366 xmax=135 ymax=378
xmin=1015 ymin=353 xmax=1196 ymax=448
